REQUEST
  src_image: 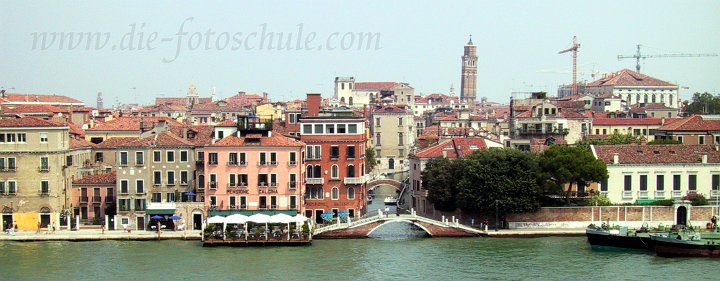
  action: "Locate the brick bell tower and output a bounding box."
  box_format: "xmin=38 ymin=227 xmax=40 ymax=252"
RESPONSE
xmin=461 ymin=35 xmax=478 ymax=108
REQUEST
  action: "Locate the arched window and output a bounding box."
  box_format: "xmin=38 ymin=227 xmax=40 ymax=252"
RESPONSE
xmin=347 ymin=165 xmax=355 ymax=178
xmin=347 ymin=187 xmax=355 ymax=199
xmin=643 ymin=94 xmax=648 ymax=103
xmin=636 ymin=94 xmax=641 ymax=104
xmin=348 ymin=97 xmax=354 ymax=105
xmin=652 ymin=94 xmax=656 ymax=103
xmin=340 ymin=97 xmax=345 ymax=104
xmin=306 ymin=165 xmax=314 ymax=178
xmin=331 ymin=187 xmax=339 ymax=200
xmin=314 ymin=165 xmax=321 ymax=178
xmin=389 ymin=158 xmax=395 ymax=170
xmin=660 ymin=94 xmax=665 ymax=104
xmin=331 ymin=165 xmax=339 ymax=179
xmin=669 ymin=94 xmax=674 ymax=106
xmin=40 ymin=207 xmax=51 ymax=213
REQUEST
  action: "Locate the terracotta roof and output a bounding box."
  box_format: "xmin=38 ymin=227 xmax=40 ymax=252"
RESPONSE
xmin=0 ymin=116 xmax=67 ymax=127
xmin=586 ymin=69 xmax=676 ymax=87
xmin=223 ymin=93 xmax=265 ymax=107
xmin=629 ymin=103 xmax=675 ymax=112
xmin=419 ymin=125 xmax=479 ymax=139
xmin=374 ymin=104 xmax=410 ymax=114
xmin=656 ymin=115 xmax=720 ymax=131
xmin=414 ymin=137 xmax=491 ymax=158
xmin=67 ymin=122 xmax=85 ymax=137
xmin=70 ymin=137 xmax=94 ymax=149
xmin=594 ymin=144 xmax=720 ymax=164
xmin=121 ymin=131 xmax=194 ymax=147
xmin=216 ymin=120 xmax=237 ymax=126
xmin=555 ymin=101 xmax=585 ymax=109
xmin=1 ymin=93 xmax=83 ymax=104
xmin=86 ymin=116 xmax=181 ymax=131
xmin=94 ymin=137 xmax=140 ymax=148
xmin=3 ymin=104 xmax=68 ymax=114
xmin=592 ymin=118 xmax=675 ymax=126
xmin=73 ymin=171 xmax=116 ymax=185
xmin=155 ymin=97 xmax=212 ymax=106
xmin=354 ymin=82 xmax=397 ymax=91
xmin=211 ymin=134 xmax=305 ymax=147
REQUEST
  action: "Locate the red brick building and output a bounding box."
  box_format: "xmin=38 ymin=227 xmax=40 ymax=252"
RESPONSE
xmin=300 ymin=94 xmax=368 ymax=223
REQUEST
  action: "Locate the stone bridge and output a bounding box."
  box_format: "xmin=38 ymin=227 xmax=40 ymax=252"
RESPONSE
xmin=313 ymin=211 xmax=482 ymax=239
xmin=367 ymin=179 xmax=403 ymax=191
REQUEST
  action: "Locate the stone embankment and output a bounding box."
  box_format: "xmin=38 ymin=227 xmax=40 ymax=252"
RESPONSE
xmin=0 ymin=229 xmax=202 ymax=242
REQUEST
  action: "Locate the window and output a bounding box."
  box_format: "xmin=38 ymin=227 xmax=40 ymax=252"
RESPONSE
xmin=376 ymin=133 xmax=381 ymax=144
xmin=154 ymin=171 xmax=162 ymax=185
xmin=166 ymin=151 xmax=175 ymax=163
xmin=270 ymin=174 xmax=278 ymax=187
xmin=167 ymin=192 xmax=175 ymax=202
xmin=302 ymin=124 xmax=312 ymax=134
xmin=375 ymin=117 xmax=381 ymax=127
xmin=152 ymin=193 xmax=162 ymax=203
xmin=229 ymin=196 xmax=236 ymax=209
xmin=259 ymin=152 xmax=267 ymax=165
xmin=326 ymin=124 xmax=335 ymax=134
xmin=330 ymin=146 xmax=340 ymax=159
xmin=713 ymin=175 xmax=720 ymax=191
xmin=197 ymin=152 xmax=204 ymax=162
xmin=347 ymin=165 xmax=355 ymax=177
xmin=17 ymin=133 xmax=26 ymax=143
xmin=657 ymin=175 xmax=665 ymax=191
xmin=136 ymin=180 xmax=144 ymax=193
xmin=289 ymin=174 xmax=297 ymax=189
xmin=120 ymin=180 xmax=129 ymax=194
xmin=259 ymin=196 xmax=267 ymax=209
xmin=135 ymin=151 xmax=144 ymax=165
xmin=95 ymin=152 xmax=103 ymax=163
xmin=120 ymin=152 xmax=128 ymax=166
xmin=348 ymin=124 xmax=358 ymax=134
xmin=7 ymin=181 xmax=16 ymax=194
xmin=290 ymin=196 xmax=297 ymax=209
xmin=209 ymin=196 xmax=217 ymax=208
xmin=677 ymin=136 xmax=683 ymax=143
xmin=699 ymin=136 xmax=705 ymax=145
xmin=218 ymin=131 xmax=224 ymax=139
xmin=347 ymin=146 xmax=356 ymax=159
xmin=347 ymin=187 xmax=355 ymax=199
xmin=209 ymin=174 xmax=217 ymax=189
xmin=337 ymin=124 xmax=346 ymax=134
xmin=40 ymin=180 xmax=49 ymax=194
xmin=331 ymin=187 xmax=339 ymax=200
xmin=180 ymin=151 xmax=189 ymax=162
xmin=180 ymin=171 xmax=188 ymax=185
xmin=208 ymin=153 xmax=218 ymax=165
xmin=167 ymin=171 xmax=175 ymax=185
xmin=689 ymin=174 xmax=697 ymax=190
xmin=134 ymin=199 xmax=146 ymax=211
xmin=0 ymin=181 xmax=4 ymax=194
xmin=289 ymin=113 xmax=296 ymax=124
xmin=258 ymin=174 xmax=268 ymax=186
xmin=239 ymin=152 xmax=246 ymax=165
xmin=398 ymin=133 xmax=404 ymax=145
xmin=624 ymin=175 xmax=632 ymax=191
xmin=639 ymin=175 xmax=647 ymax=191
xmin=270 ymin=196 xmax=277 ymax=209
xmin=673 ymin=175 xmax=681 ymax=191
xmin=40 ymin=132 xmax=48 ymax=143
xmin=240 ymin=196 xmax=247 ymax=209
xmin=270 ymin=152 xmax=277 ymax=165
xmin=228 ymin=153 xmax=238 ymax=165
xmin=306 ymin=145 xmax=321 ymax=160
xmin=289 ymin=152 xmax=297 ymax=165
xmin=398 ymin=117 xmax=403 ymax=126
xmin=331 ymin=165 xmax=339 ymax=179
xmin=153 ymin=151 xmax=161 ymax=162
xmin=314 ymin=124 xmax=323 ymax=134
xmin=119 ymin=200 xmax=130 ymax=212
xmin=600 ymin=178 xmax=608 ymax=192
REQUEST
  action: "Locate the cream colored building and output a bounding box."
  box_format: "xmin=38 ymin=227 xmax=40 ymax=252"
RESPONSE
xmin=371 ymin=105 xmax=415 ymax=173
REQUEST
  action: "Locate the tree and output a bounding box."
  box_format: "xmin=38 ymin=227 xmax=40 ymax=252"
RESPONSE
xmin=539 ymin=145 xmax=608 ymax=201
xmin=683 ymin=92 xmax=720 ymax=115
xmin=365 ymin=146 xmax=377 ymax=173
xmin=455 ymin=148 xmax=544 ymax=214
xmin=421 ymin=157 xmax=460 ymax=211
xmin=575 ymin=132 xmax=640 ymax=151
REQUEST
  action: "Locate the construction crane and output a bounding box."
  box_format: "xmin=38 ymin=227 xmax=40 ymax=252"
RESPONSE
xmin=558 ymin=36 xmax=580 ymax=96
xmin=618 ymin=44 xmax=718 ymax=73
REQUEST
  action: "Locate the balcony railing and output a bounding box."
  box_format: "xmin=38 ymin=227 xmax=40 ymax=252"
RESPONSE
xmin=711 ymin=190 xmax=719 ymax=198
xmin=227 ymin=161 xmax=238 ymax=166
xmin=672 ymin=190 xmax=682 ymax=198
xmin=119 ymin=206 xmax=131 ymax=211
xmin=258 ymin=161 xmax=268 ymax=166
xmin=622 ymin=191 xmax=633 ymax=199
xmin=269 ymin=182 xmax=278 ymax=187
xmin=38 ymin=190 xmax=49 ymax=197
xmin=38 ymin=166 xmax=50 ymax=172
xmin=80 ymin=196 xmax=89 ymax=203
xmin=288 ymin=182 xmax=297 ymax=189
xmin=106 ymin=196 xmax=115 ymax=202
xmin=288 ymin=161 xmax=297 ymax=166
xmin=638 ymin=190 xmax=649 ymax=199
xmin=655 ymin=191 xmax=666 ymax=199
xmin=258 ymin=182 xmax=268 ymax=188
xmin=306 ymin=178 xmax=324 ymax=185
xmin=344 ymin=176 xmax=365 ymax=185
xmin=209 ymin=182 xmax=217 ymax=189
xmin=0 ymin=167 xmax=16 ymax=172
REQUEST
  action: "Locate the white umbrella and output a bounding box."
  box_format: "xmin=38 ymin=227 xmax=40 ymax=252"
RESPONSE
xmin=269 ymin=213 xmax=294 ymax=223
xmin=292 ymin=214 xmax=308 ymax=223
xmin=248 ymin=213 xmax=271 ymax=240
xmin=226 ymin=214 xmax=249 ymax=224
xmin=207 ymin=216 xmax=226 ymax=224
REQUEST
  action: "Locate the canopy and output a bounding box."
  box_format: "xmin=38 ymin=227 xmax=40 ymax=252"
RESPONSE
xmin=207 ymin=215 xmax=226 ymax=224
xmin=225 ymin=214 xmax=249 ymax=224
xmin=247 ymin=213 xmax=271 ymax=223
xmin=150 ymin=215 xmax=163 ymax=220
xmin=269 ymin=213 xmax=294 ymax=224
xmin=169 ymin=215 xmax=182 ymax=220
xmin=184 ymin=192 xmax=196 ymax=196
xmin=292 ymin=214 xmax=308 ymax=223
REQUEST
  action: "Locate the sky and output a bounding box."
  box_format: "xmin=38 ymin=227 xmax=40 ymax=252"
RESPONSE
xmin=1 ymin=1 xmax=719 ymax=107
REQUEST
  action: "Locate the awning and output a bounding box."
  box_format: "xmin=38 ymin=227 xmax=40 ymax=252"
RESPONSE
xmin=208 ymin=209 xmax=298 ymax=217
xmin=146 ymin=209 xmax=176 ymax=215
xmin=636 ymin=199 xmax=662 ymax=205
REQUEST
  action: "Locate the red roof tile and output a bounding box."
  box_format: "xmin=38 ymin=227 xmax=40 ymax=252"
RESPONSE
xmin=592 ymin=118 xmax=675 ymax=126
xmin=86 ymin=117 xmax=181 ymax=131
xmin=594 ymin=144 xmax=720 ymax=164
xmin=216 ymin=120 xmax=237 ymax=126
xmin=586 ymin=69 xmax=676 ymax=87
xmin=223 ymin=93 xmax=265 ymax=107
xmin=211 ymin=134 xmax=305 ymax=147
xmin=656 ymin=115 xmax=720 ymax=131
xmin=3 ymin=104 xmax=68 ymax=114
xmin=122 ymin=131 xmax=194 ymax=147
xmin=0 ymin=116 xmax=67 ymax=127
xmin=94 ymin=137 xmax=141 ymax=148
xmin=70 ymin=137 xmax=94 ymax=149
xmin=155 ymin=97 xmax=212 ymax=106
xmin=1 ymin=93 xmax=83 ymax=104
xmin=414 ymin=137 xmax=491 ymax=158
xmin=354 ymin=82 xmax=397 ymax=91
xmin=73 ymin=171 xmax=116 ymax=185
xmin=374 ymin=104 xmax=410 ymax=114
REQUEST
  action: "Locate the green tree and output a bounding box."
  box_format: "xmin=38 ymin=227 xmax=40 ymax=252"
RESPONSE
xmin=365 ymin=146 xmax=377 ymax=173
xmin=421 ymin=157 xmax=460 ymax=211
xmin=455 ymin=148 xmax=544 ymax=214
xmin=683 ymin=92 xmax=720 ymax=115
xmin=576 ymin=132 xmax=640 ymax=151
xmin=539 ymin=145 xmax=608 ymax=201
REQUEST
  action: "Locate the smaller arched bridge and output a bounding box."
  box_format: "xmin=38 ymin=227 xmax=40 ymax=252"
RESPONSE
xmin=313 ymin=211 xmax=482 ymax=238
xmin=367 ymin=179 xmax=404 ymax=191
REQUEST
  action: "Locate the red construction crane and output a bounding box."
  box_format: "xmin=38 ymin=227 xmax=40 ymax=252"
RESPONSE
xmin=558 ymin=36 xmax=580 ymax=96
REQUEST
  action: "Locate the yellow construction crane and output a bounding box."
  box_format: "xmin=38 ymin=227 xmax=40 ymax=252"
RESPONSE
xmin=618 ymin=44 xmax=717 ymax=73
xmin=558 ymin=36 xmax=580 ymax=96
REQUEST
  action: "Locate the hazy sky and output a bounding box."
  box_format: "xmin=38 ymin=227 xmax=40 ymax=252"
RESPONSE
xmin=1 ymin=1 xmax=719 ymax=106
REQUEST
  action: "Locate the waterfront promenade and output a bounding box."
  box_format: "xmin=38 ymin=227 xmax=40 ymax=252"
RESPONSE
xmin=0 ymin=229 xmax=202 ymax=242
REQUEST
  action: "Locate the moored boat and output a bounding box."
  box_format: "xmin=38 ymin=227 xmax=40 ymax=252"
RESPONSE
xmin=651 ymin=231 xmax=720 ymax=258
xmin=586 ymin=224 xmax=653 ymax=250
xmin=383 ymin=197 xmax=398 ymax=205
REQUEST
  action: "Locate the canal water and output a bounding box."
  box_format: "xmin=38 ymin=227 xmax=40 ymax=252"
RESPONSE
xmin=1 ymin=230 xmax=717 ymax=280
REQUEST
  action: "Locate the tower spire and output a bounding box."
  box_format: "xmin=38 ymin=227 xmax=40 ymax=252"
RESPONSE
xmin=468 ymin=34 xmax=473 ymax=45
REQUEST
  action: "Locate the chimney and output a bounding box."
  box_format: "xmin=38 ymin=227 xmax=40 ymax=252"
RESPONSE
xmin=612 ymin=153 xmax=619 ymax=164
xmin=442 ymin=150 xmax=447 ymax=158
xmin=306 ymin=93 xmax=321 ymax=117
xmin=182 ymin=128 xmax=188 ymax=139
xmin=702 ymin=153 xmax=708 ymax=164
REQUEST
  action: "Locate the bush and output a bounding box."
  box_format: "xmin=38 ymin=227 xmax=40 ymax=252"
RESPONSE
xmin=588 ymin=194 xmax=612 ymax=206
xmin=683 ymin=192 xmax=708 ymax=206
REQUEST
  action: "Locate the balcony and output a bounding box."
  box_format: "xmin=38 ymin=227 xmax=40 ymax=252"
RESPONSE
xmin=208 ymin=182 xmax=217 ymax=189
xmin=238 ymin=161 xmax=247 ymax=167
xmin=257 ymin=161 xmax=268 ymax=167
xmin=306 ymin=178 xmax=324 ymax=185
xmin=38 ymin=166 xmax=50 ymax=172
xmin=344 ymin=176 xmax=366 ymax=185
xmin=672 ymin=190 xmax=682 ymax=198
xmin=638 ymin=190 xmax=649 ymax=199
xmin=655 ymin=191 xmax=666 ymax=199
xmin=288 ymin=161 xmax=297 ymax=166
xmin=80 ymin=196 xmax=89 ymax=203
xmin=195 ymin=160 xmax=204 ymax=165
xmin=622 ymin=191 xmax=633 ymax=199
xmin=93 ymin=196 xmax=102 ymax=203
xmin=288 ymin=182 xmax=297 ymax=189
xmin=258 ymin=182 xmax=268 ymax=188
xmin=227 ymin=161 xmax=238 ymax=166
xmin=711 ymin=190 xmax=719 ymax=198
xmin=269 ymin=161 xmax=278 ymax=166
xmin=0 ymin=167 xmax=16 ymax=172
xmin=39 ymin=190 xmax=50 ymax=197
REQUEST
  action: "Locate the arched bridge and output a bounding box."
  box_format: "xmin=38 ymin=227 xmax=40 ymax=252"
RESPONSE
xmin=367 ymin=179 xmax=403 ymax=191
xmin=313 ymin=210 xmax=482 ymax=238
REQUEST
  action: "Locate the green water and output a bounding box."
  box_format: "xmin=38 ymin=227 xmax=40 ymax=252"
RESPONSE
xmin=0 ymin=223 xmax=717 ymax=281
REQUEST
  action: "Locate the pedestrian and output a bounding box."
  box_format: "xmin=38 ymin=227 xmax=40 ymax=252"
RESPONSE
xmin=384 ymin=206 xmax=389 ymax=218
xmin=102 ymin=222 xmax=105 ymax=234
xmin=51 ymin=222 xmax=56 ymax=234
xmin=36 ymin=221 xmax=42 ymax=234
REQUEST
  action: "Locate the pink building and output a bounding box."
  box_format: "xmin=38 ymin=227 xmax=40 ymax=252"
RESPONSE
xmin=71 ymin=171 xmax=116 ymax=225
xmin=203 ymin=118 xmax=305 ymax=216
